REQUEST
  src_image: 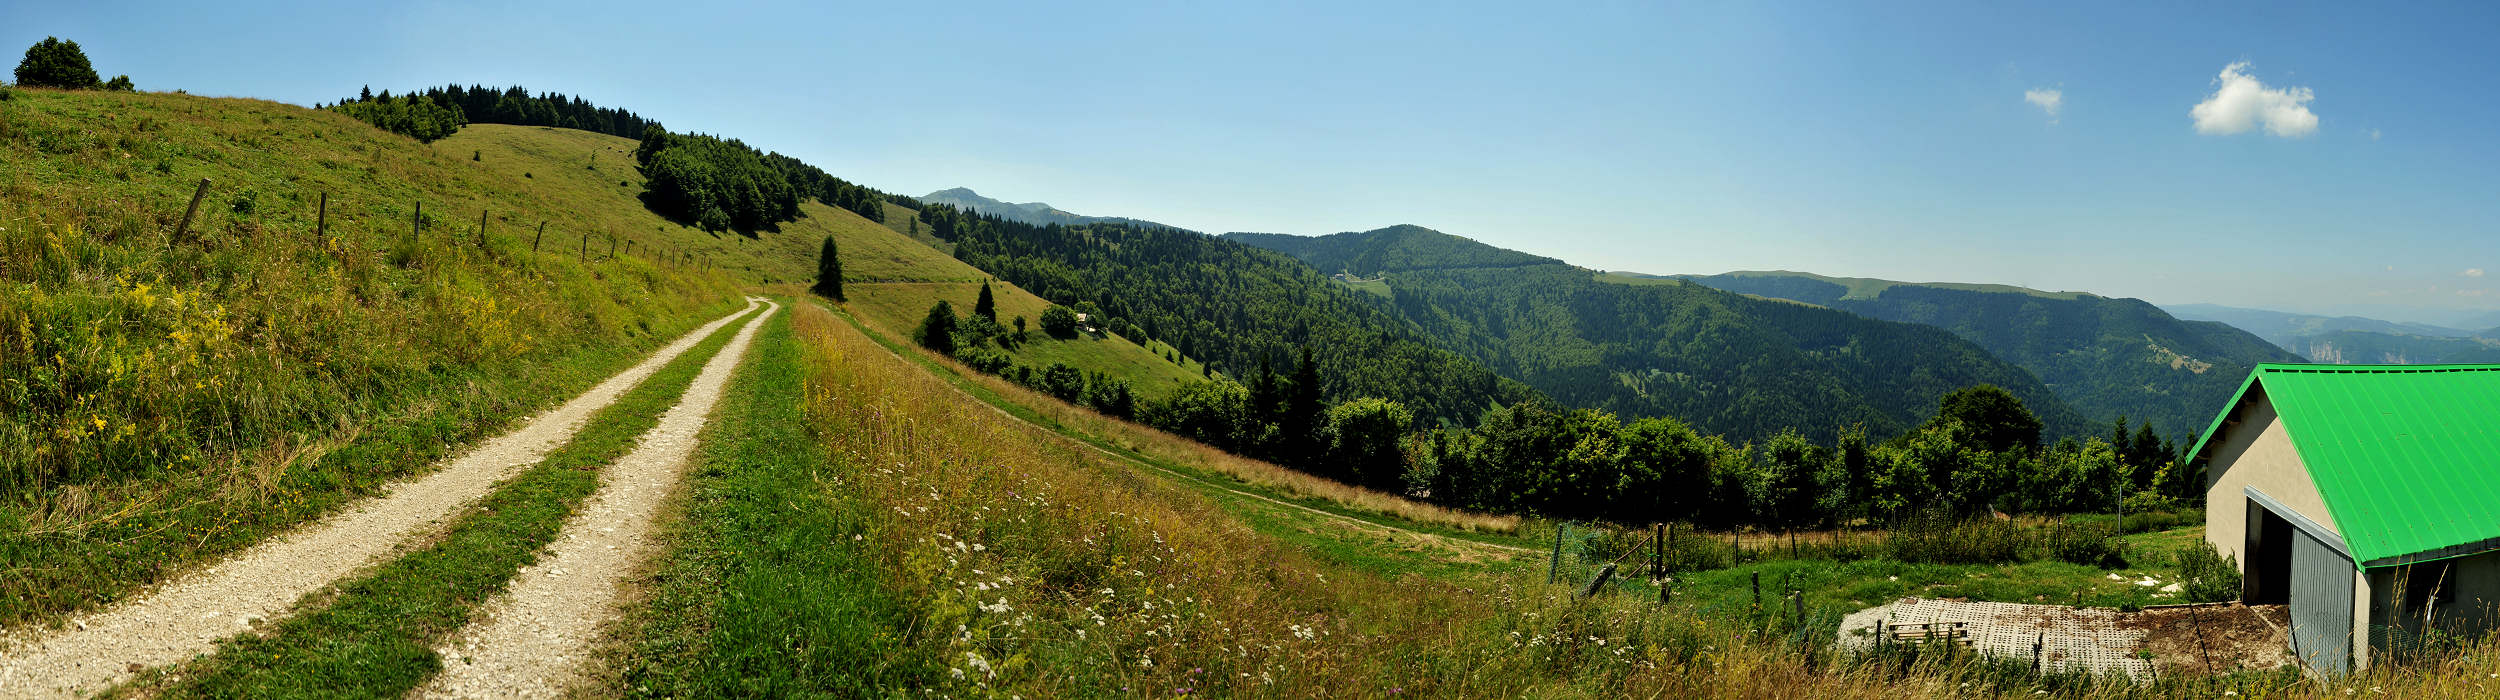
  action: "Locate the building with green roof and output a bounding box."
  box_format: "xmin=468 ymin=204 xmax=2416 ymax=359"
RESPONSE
xmin=2190 ymin=363 xmax=2500 ymax=675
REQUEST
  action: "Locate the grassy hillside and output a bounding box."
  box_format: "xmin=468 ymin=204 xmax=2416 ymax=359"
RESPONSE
xmin=0 ymin=89 xmax=743 ymax=625
xmin=1230 ymin=227 xmax=2092 ymax=443
xmin=443 ymin=126 xmax=1219 ymax=394
xmin=1682 ymin=271 xmax=2304 ymax=442
xmin=784 ymin=198 xmax=1209 ymax=398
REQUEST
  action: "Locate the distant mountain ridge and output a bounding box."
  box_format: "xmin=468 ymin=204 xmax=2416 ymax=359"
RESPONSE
xmin=1227 ymin=226 xmax=2094 ymax=444
xmin=2159 ymin=302 xmax=2486 ymax=355
xmin=1677 ymin=271 xmax=2304 ymax=443
xmin=917 ymin=187 xmax=1173 ymax=229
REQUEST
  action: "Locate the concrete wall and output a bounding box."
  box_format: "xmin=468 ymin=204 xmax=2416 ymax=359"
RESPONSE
xmin=2204 ymin=394 xmax=2337 ymax=563
xmin=2365 ymin=551 xmax=2500 ymax=661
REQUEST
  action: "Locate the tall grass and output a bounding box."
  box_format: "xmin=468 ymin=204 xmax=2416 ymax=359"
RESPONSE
xmin=0 ymin=88 xmax=735 ymax=626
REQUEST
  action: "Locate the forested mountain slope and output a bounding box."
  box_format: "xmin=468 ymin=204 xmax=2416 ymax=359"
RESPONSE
xmin=1683 ymin=271 xmax=2303 ymax=442
xmin=925 ymin=210 xmax=1541 ymax=425
xmin=1228 ymin=227 xmax=2089 ymax=443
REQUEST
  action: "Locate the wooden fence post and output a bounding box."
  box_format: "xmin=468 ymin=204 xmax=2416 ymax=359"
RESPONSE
xmin=412 ymin=201 xmax=422 ymax=245
xmin=1548 ymin=524 xmax=1566 ymax=585
xmin=1580 ymin=563 xmax=1617 ymax=599
xmin=579 ymin=233 xmax=588 ymax=261
xmin=532 ymin=221 xmax=545 ymax=252
xmin=316 ymin=192 xmax=327 ymax=240
xmin=477 ymin=209 xmax=489 ymax=248
xmin=175 ymin=178 xmax=210 ymax=240
xmin=1653 ymin=523 xmax=1664 ymax=580
xmin=608 ymin=235 xmax=617 ymax=260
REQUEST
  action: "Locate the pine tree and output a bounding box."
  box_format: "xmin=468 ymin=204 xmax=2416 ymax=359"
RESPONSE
xmin=813 ymin=236 xmax=844 ymax=301
xmin=916 ymin=301 xmax=957 ymax=355
xmin=1283 ymin=347 xmax=1325 ymax=466
xmin=974 ymin=281 xmax=997 ymax=322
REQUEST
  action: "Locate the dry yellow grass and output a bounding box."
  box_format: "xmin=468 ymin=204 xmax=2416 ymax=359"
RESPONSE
xmin=827 ymin=296 xmax=1518 ymax=534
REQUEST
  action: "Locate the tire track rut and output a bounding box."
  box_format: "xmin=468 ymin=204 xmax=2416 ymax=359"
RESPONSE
xmin=420 ymin=298 xmax=777 ymax=698
xmin=0 ymin=300 xmax=761 ymax=698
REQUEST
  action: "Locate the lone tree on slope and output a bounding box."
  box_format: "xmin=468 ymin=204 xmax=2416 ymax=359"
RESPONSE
xmin=973 ymin=281 xmax=997 ymax=322
xmin=15 ymin=37 xmax=102 ymax=89
xmin=813 ymin=236 xmax=844 ymax=301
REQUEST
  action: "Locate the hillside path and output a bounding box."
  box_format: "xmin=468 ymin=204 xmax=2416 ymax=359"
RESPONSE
xmin=0 ymin=299 xmax=762 ymax=698
xmin=420 ymin=298 xmax=778 ymax=699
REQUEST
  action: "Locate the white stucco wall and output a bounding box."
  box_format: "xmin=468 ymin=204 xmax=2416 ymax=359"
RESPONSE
xmin=2203 ymin=393 xmax=2338 ymax=563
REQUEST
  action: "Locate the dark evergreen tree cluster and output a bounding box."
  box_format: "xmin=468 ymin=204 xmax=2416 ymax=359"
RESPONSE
xmin=334 ymin=84 xmax=655 ymax=140
xmin=765 ymin=151 xmax=887 ymax=222
xmin=633 ymin=126 xmax=797 ymax=231
xmin=330 ymin=83 xmax=888 ymax=228
xmin=629 ymin=125 xmax=886 ymax=232
xmin=922 ymin=204 xmax=1538 ymax=426
xmin=327 ymin=92 xmax=468 ymax=142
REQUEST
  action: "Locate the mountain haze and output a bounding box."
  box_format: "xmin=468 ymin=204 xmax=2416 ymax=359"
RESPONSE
xmin=1228 ymin=226 xmax=2093 ymax=443
xmin=2160 ymin=302 xmax=2482 ymax=355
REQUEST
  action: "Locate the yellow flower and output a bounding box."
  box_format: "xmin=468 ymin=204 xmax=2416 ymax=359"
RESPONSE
xmin=92 ymin=416 xmax=107 ymax=430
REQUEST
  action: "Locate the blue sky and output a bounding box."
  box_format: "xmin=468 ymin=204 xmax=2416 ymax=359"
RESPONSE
xmin=10 ymin=1 xmax=2497 ymax=323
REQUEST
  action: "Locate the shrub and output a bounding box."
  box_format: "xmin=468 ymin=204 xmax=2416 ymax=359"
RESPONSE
xmin=15 ymin=37 xmax=101 ymax=89
xmin=953 ymin=347 xmax=1011 ymax=374
xmin=1038 ymin=305 xmax=1078 ymax=338
xmin=2040 ymin=522 xmax=2125 ymax=568
xmin=1 ymin=85 xmax=15 ymax=101
xmin=102 ymin=74 xmax=132 ymax=91
xmin=2177 ymin=542 xmax=2242 ymax=603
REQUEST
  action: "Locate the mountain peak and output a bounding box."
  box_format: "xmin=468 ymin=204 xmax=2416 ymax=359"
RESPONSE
xmin=917 ymin=186 xmax=1176 ymax=230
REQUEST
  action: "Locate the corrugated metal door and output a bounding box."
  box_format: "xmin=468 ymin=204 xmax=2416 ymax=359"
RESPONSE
xmin=2288 ymin=529 xmax=2355 ymax=674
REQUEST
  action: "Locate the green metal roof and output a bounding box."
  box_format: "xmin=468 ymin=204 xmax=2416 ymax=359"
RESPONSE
xmin=2189 ymin=363 xmax=2500 ymax=568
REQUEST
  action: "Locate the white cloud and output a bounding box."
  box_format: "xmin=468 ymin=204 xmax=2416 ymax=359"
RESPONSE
xmin=2024 ymin=88 xmax=2063 ymax=122
xmin=2190 ymin=62 xmax=2319 ymax=137
xmin=2466 ymin=268 xmax=2487 ymax=278
xmin=2369 ymin=128 xmax=2382 ymax=141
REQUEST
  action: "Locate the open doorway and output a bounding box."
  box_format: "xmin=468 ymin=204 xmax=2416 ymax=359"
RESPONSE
xmin=2246 ymin=504 xmax=2294 ymax=604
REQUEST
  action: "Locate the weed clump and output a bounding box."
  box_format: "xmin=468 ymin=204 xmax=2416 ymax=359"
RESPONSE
xmin=2176 ymin=542 xmax=2241 ymax=603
